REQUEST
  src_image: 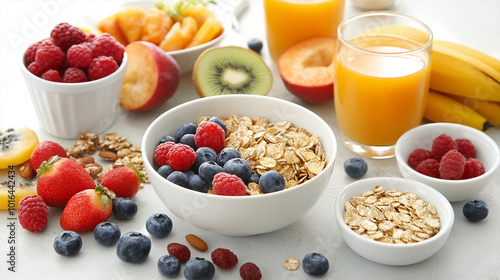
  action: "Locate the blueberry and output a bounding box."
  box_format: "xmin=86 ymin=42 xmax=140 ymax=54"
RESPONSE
xmin=116 ymin=231 xmax=151 ymax=263
xmin=175 ymin=122 xmax=198 ymax=142
xmin=343 ymin=157 xmax=368 ymax=179
xmin=463 ymin=199 xmax=488 ymax=221
xmin=198 ymin=161 xmax=223 ymax=187
xmin=223 ymin=158 xmax=252 ymax=182
xmin=249 ymin=172 xmax=261 ymax=184
xmin=208 ymin=116 xmax=227 ymax=134
xmin=303 ymin=252 xmax=329 ymax=276
xmin=54 ymin=231 xmax=82 ymax=256
xmin=159 ymin=135 xmax=175 ymax=145
xmin=184 ymin=169 xmax=196 ymax=178
xmin=184 ymin=257 xmax=215 ymax=280
xmin=158 ymin=255 xmax=181 ymax=278
xmin=193 ymin=147 xmax=218 ymax=172
xmin=167 ymin=171 xmax=188 ymax=188
xmin=216 ymin=147 xmax=241 ymax=166
xmin=146 ymin=213 xmax=173 ymax=238
xmin=112 ymin=197 xmax=138 ymax=220
xmin=158 ymin=165 xmax=175 ymax=179
xmin=188 ymin=174 xmax=209 ymax=193
xmin=94 ymin=221 xmax=121 ymax=246
xmin=247 ymin=38 xmax=263 ymax=54
xmin=258 ymin=170 xmax=285 ymax=193
xmin=179 ymin=133 xmax=197 ymax=150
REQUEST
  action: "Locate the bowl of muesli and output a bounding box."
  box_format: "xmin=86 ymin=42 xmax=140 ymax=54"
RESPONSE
xmin=142 ymin=95 xmax=337 ymax=236
xmin=335 ymin=177 xmax=454 ymax=266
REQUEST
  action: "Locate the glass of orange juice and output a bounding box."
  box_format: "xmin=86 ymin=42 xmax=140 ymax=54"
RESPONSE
xmin=334 ymin=12 xmax=433 ymax=159
xmin=264 ymin=0 xmax=345 ymax=62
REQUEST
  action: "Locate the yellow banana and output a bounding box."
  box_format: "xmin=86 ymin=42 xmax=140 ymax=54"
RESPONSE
xmin=448 ymin=94 xmax=500 ymax=125
xmin=424 ymin=90 xmax=493 ymax=131
xmin=434 ymin=40 xmax=500 ymax=74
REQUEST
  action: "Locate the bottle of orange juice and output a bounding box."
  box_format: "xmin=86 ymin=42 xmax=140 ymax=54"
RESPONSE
xmin=264 ymin=0 xmax=345 ymax=62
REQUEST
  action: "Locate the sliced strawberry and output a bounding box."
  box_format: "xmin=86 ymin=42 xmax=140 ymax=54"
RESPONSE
xmin=100 ymin=164 xmax=145 ymax=198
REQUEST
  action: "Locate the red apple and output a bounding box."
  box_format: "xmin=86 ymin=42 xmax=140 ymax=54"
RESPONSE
xmin=120 ymin=41 xmax=180 ymax=111
xmin=278 ymin=37 xmax=336 ymax=103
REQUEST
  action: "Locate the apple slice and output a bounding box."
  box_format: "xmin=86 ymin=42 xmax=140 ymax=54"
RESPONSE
xmin=278 ymin=37 xmax=336 ymax=104
xmin=120 ymin=41 xmax=180 ymax=112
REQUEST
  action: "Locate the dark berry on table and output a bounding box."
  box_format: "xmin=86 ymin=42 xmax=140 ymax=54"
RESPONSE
xmin=159 ymin=135 xmax=175 ymax=145
xmin=193 ymin=146 xmax=218 ymax=172
xmin=94 ymin=221 xmax=121 ymax=246
xmin=158 ymin=255 xmax=181 ymax=278
xmin=112 ymin=197 xmax=138 ymax=220
xmin=217 ymin=147 xmax=241 ymax=166
xmin=343 ymin=157 xmax=368 ymax=179
xmin=167 ymin=171 xmax=189 ymax=187
xmin=146 ymin=213 xmax=173 ymax=238
xmin=223 ymin=158 xmax=252 ymax=183
xmin=54 ymin=231 xmax=82 ymax=256
xmin=198 ymin=161 xmax=223 ymax=187
xmin=258 ymin=170 xmax=285 ymax=193
xmin=463 ymin=199 xmax=488 ymax=221
xmin=167 ymin=242 xmax=191 ymax=263
xmin=249 ymin=172 xmax=261 ymax=184
xmin=247 ymin=38 xmax=263 ymax=54
xmin=184 ymin=257 xmax=215 ymax=280
xmin=211 ymin=248 xmax=238 ymax=269
xmin=188 ymin=174 xmax=209 ymax=193
xmin=208 ymin=116 xmax=227 ymax=134
xmin=179 ymin=133 xmax=197 ymax=150
xmin=158 ymin=165 xmax=175 ymax=179
xmin=303 ymin=252 xmax=329 ymax=276
xmin=116 ymin=231 xmax=151 ymax=263
xmin=240 ymin=262 xmax=262 ymax=280
xmin=175 ymin=122 xmax=198 ymax=142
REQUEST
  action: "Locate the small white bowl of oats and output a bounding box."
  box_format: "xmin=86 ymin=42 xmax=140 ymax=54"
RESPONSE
xmin=142 ymin=95 xmax=337 ymax=236
xmin=335 ymin=177 xmax=454 ymax=266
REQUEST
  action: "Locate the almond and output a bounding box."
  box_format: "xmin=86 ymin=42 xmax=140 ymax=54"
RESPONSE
xmin=77 ymin=156 xmax=95 ymax=166
xmin=185 ymin=234 xmax=208 ymax=252
xmin=98 ymin=150 xmax=118 ymax=161
xmin=19 ymin=159 xmax=35 ymax=179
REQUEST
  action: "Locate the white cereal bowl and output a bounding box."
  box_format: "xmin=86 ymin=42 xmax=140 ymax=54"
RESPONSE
xmin=142 ymin=95 xmax=337 ymax=236
xmin=335 ymin=177 xmax=454 ymax=266
xmin=395 ymin=122 xmax=500 ymax=202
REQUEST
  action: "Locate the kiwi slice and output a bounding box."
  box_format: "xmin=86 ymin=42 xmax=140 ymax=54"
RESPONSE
xmin=192 ymin=46 xmax=273 ymax=97
xmin=0 ymin=127 xmax=39 ymax=169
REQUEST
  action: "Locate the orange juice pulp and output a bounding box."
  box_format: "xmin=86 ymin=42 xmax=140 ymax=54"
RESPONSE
xmin=334 ymin=36 xmax=430 ymax=146
xmin=264 ymin=0 xmax=344 ymax=62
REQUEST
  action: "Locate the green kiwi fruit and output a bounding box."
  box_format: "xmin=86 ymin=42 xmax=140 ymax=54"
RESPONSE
xmin=0 ymin=127 xmax=39 ymax=169
xmin=192 ymin=46 xmax=273 ymax=97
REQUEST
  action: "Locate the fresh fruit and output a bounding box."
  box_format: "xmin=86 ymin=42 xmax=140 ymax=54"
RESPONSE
xmin=18 ymin=195 xmax=48 ymax=232
xmin=208 ymin=116 xmax=227 ymax=133
xmin=66 ymin=43 xmax=93 ymax=68
xmin=142 ymin=7 xmax=173 ymax=45
xmin=59 ymin=185 xmax=115 ymax=232
xmin=157 ymin=165 xmax=175 ymax=179
xmin=166 ymin=143 xmax=196 ymax=171
xmin=212 ymin=172 xmax=246 ymax=196
xmin=198 ymin=161 xmax=223 ymax=187
xmin=408 ymin=149 xmax=434 ymax=169
xmin=431 ymin=134 xmax=458 ymax=161
xmin=117 ymin=231 xmax=152 ymax=263
xmin=115 ymin=7 xmax=145 ymax=43
xmin=240 ymin=262 xmax=262 ymax=280
xmin=93 ymin=221 xmax=121 ymax=246
xmin=462 ymin=158 xmax=485 ymax=179
xmin=222 ymin=158 xmax=252 ymax=182
xmin=90 ymin=33 xmax=126 ymax=64
xmin=167 ymin=242 xmax=191 ymax=263
xmin=455 ymin=138 xmax=476 ymax=159
xmin=438 ymin=149 xmax=466 ymax=180
xmin=211 ymin=248 xmax=238 ymax=269
xmin=146 ymin=213 xmax=173 ymax=238
xmin=167 ymin=171 xmax=189 ymax=187
xmin=185 ymin=17 xmax=223 ymax=49
xmin=53 ymin=231 xmax=83 ymax=256
xmin=188 ymin=174 xmax=208 ymax=192
xmin=192 ymin=46 xmax=273 ymax=97
xmin=185 ymin=234 xmax=208 ymax=252
xmin=216 ymin=147 xmax=240 ymax=167
xmin=302 ymin=252 xmax=329 ymax=276
xmin=193 ymin=146 xmax=218 ymax=172
xmin=36 ymin=156 xmax=96 ymax=207
xmin=159 ymin=17 xmax=198 ymax=51
xmin=63 ymin=67 xmax=88 ymax=83
xmin=87 ymin=55 xmax=119 ymax=80
xmin=30 ymin=140 xmax=67 ymax=171
xmin=100 ymin=165 xmax=145 ymax=198
xmin=50 ymin=22 xmax=87 ymax=51
xmin=415 ymin=159 xmax=440 ymax=178
xmin=449 ymin=94 xmax=500 ymax=126
xmin=41 ymin=69 xmax=62 ymax=82
xmin=247 ymin=38 xmax=263 ymax=54
xmin=184 ymin=257 xmax=215 ymax=280
xmin=96 ymin=15 xmax=129 ymax=46
xmin=343 ymin=157 xmax=368 ymax=179
xmin=258 ymin=170 xmax=285 ymax=193
xmin=194 ymin=122 xmax=226 ymax=154
xmin=120 ymin=41 xmax=180 ymax=112
xmin=0 ymin=182 xmax=37 ymax=210
xmin=154 ymin=142 xmax=176 ymax=166
xmin=278 ymin=37 xmax=335 ymax=103
xmin=158 ymin=255 xmax=181 ymax=278
xmin=175 ymin=122 xmax=198 ymax=142
xmin=112 ymin=197 xmax=138 ymax=220
xmin=463 ymin=199 xmax=488 ymax=221
xmin=0 ymin=127 xmax=39 ymax=169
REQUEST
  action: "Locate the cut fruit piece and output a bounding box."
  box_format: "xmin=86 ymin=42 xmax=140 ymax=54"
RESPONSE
xmin=180 ymin=4 xmax=215 ymax=27
xmin=185 ymin=17 xmax=223 ymax=49
xmin=278 ymin=37 xmax=336 ymax=103
xmin=159 ymin=17 xmax=198 ymax=52
xmin=141 ymin=7 xmax=173 ymax=45
xmin=115 ymin=7 xmax=145 ymax=43
xmin=192 ymin=46 xmax=273 ymax=97
xmin=120 ymin=41 xmax=180 ymax=111
xmin=0 ymin=128 xmax=39 ymax=169
xmin=97 ymin=15 xmax=129 ymax=46
xmin=0 ymin=182 xmax=37 ymax=210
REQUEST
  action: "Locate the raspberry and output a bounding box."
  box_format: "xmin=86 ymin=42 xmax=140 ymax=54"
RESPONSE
xmin=240 ymin=262 xmax=262 ymax=280
xmin=87 ymin=56 xmax=119 ymax=80
xmin=194 ymin=122 xmax=226 ymax=154
xmin=27 ymin=62 xmax=43 ymax=76
xmin=462 ymin=158 xmax=485 ymax=179
xmin=211 ymin=248 xmax=238 ymax=269
xmin=90 ymin=33 xmax=125 ymax=64
xmin=167 ymin=243 xmax=191 ymax=263
xmin=154 ymin=142 xmax=176 ymax=166
xmin=431 ymin=134 xmax=458 ymax=161
xmin=40 ymin=69 xmax=62 ymax=82
xmin=25 ymin=41 xmax=41 ymax=65
xmin=439 ymin=149 xmax=466 ymax=180
xmin=66 ymin=44 xmax=93 ymax=68
xmin=415 ymin=159 xmax=440 ymax=178
xmin=85 ymin=33 xmax=96 ymax=43
xmin=63 ymin=67 xmax=88 ymax=83
xmin=455 ymin=138 xmax=476 ymax=159
xmin=18 ymin=195 xmax=49 ymax=232
xmin=407 ymin=148 xmax=433 ymax=169
xmin=50 ymin=22 xmax=86 ymax=51
xmin=166 ymin=143 xmax=196 ymax=171
xmin=212 ymin=172 xmax=246 ymax=196
xmin=35 ymin=43 xmax=65 ymax=73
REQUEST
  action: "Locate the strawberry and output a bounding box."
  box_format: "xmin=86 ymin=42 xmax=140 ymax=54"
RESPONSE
xmin=100 ymin=164 xmax=145 ymax=198
xmin=60 ymin=184 xmax=116 ymax=232
xmin=36 ymin=156 xmax=95 ymax=207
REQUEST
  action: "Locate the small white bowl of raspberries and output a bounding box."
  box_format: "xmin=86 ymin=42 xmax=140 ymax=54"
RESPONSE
xmin=20 ymin=22 xmax=127 ymax=139
xmin=395 ymin=122 xmax=500 ymax=202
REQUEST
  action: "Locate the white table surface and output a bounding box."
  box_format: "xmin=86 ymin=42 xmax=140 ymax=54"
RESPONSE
xmin=1 ymin=0 xmax=500 ymax=279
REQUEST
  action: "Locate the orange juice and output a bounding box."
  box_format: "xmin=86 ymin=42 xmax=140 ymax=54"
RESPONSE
xmin=264 ymin=0 xmax=344 ymax=62
xmin=334 ymin=37 xmax=430 ymax=146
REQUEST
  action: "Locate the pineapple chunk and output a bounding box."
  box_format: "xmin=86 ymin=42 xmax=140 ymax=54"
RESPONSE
xmin=115 ymin=7 xmax=145 ymax=43
xmin=180 ymin=5 xmax=215 ymax=27
xmin=185 ymin=17 xmax=222 ymax=48
xmin=159 ymin=17 xmax=198 ymax=51
xmin=141 ymin=7 xmax=174 ymax=45
xmin=97 ymin=15 xmax=128 ymax=45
